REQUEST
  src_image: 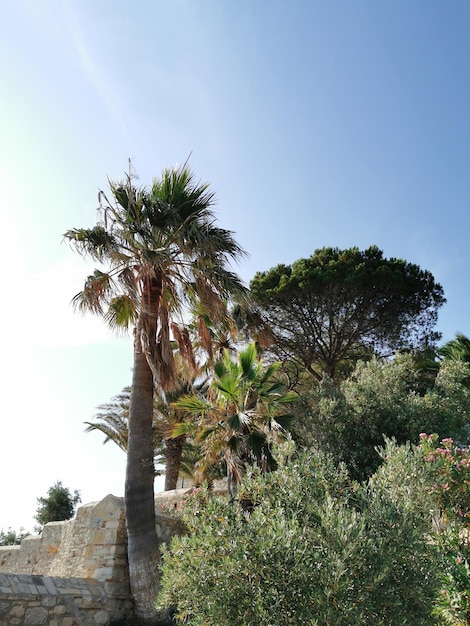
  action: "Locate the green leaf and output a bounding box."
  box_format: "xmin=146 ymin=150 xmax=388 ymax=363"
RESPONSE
xmin=105 ymin=295 xmax=136 ymax=330
xmin=239 ymin=343 xmax=257 ymax=379
xmin=227 ymin=412 xmax=250 ymax=431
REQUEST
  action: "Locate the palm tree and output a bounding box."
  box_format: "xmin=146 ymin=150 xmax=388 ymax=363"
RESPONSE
xmin=190 ymin=301 xmax=239 ymax=362
xmin=154 ymin=376 xmax=209 ymax=491
xmin=439 ymin=333 xmax=470 ymax=387
xmin=85 ymin=388 xmax=131 ymax=453
xmin=439 ymin=333 xmax=470 ymax=364
xmin=65 ymin=163 xmax=246 ymax=621
xmin=85 ymin=377 xmax=206 ymax=491
xmin=175 ymin=342 xmax=297 ymax=497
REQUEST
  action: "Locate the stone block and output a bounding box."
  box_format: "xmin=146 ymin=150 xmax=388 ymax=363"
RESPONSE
xmin=8 ymin=605 xmax=25 ymax=617
xmin=42 ymin=577 xmax=58 ymax=595
xmin=93 ymin=567 xmax=114 ymax=582
xmin=93 ymin=609 xmax=110 ymax=624
xmin=25 ymin=606 xmax=48 ymax=624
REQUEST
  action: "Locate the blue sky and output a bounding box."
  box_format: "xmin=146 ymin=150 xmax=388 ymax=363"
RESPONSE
xmin=1 ymin=0 xmax=469 ymax=531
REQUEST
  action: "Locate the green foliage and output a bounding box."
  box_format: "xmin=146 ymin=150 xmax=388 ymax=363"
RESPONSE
xmin=418 ymin=434 xmax=470 ymax=624
xmin=0 ymin=527 xmax=29 ymax=545
xmin=174 ymin=343 xmax=297 ymax=494
xmin=439 ymin=333 xmax=470 ymax=388
xmin=84 ymin=380 xmax=197 ymax=490
xmin=420 ymin=433 xmax=470 ymax=523
xmin=249 ymin=245 xmax=445 ymax=381
xmin=157 ymin=443 xmax=439 ymax=625
xmin=34 ymin=481 xmax=81 ymax=529
xmin=433 ymin=527 xmax=470 ymax=625
xmin=295 ymin=355 xmax=470 ymax=481
xmin=66 ymin=163 xmax=248 ymax=619
xmin=440 ymin=333 xmax=470 ymax=366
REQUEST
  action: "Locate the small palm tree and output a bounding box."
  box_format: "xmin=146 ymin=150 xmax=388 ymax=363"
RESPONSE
xmin=154 ymin=376 xmax=210 ymax=491
xmin=439 ymin=333 xmax=470 ymax=387
xmin=85 ymin=388 xmax=131 ymax=453
xmin=175 ymin=343 xmax=297 ymax=497
xmin=85 ymin=378 xmax=207 ymax=491
xmin=65 ymin=163 xmax=246 ymax=621
xmin=439 ymin=333 xmax=470 ymax=364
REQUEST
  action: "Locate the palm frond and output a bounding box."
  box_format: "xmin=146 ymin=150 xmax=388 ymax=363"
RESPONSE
xmin=63 ymin=226 xmax=118 ymax=262
xmin=239 ymin=343 xmax=257 ymax=379
xmin=105 ymin=295 xmax=137 ymax=331
xmin=271 ymin=413 xmax=294 ymax=430
xmin=72 ymin=270 xmax=115 ymax=314
xmin=227 ymin=412 xmax=251 ymax=431
xmin=171 ymin=421 xmax=197 ymax=438
xmin=246 ymin=431 xmax=268 ymax=459
xmin=174 ymin=394 xmax=211 ymax=415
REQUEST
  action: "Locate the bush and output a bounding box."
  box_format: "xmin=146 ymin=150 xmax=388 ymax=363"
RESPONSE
xmin=433 ymin=527 xmax=470 ymax=625
xmin=157 ymin=443 xmax=439 ymax=625
xmin=419 ymin=433 xmax=470 ymax=624
xmin=0 ymin=527 xmax=29 ymax=545
xmin=34 ymin=480 xmax=81 ymax=530
xmin=295 ymin=356 xmax=470 ymax=482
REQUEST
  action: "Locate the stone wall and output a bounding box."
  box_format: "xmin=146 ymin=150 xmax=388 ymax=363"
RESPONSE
xmin=0 ymin=572 xmax=132 ymax=625
xmin=0 ymin=493 xmax=186 ymax=583
xmin=0 ymin=490 xmax=193 ymax=625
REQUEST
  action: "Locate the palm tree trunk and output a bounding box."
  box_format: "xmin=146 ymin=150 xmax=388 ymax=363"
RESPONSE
xmin=125 ymin=319 xmax=162 ymax=622
xmin=164 ymin=435 xmax=186 ymax=491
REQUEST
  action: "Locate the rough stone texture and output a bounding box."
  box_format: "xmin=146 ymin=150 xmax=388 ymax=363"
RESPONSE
xmin=0 ymin=493 xmax=186 ymax=581
xmin=0 ymin=573 xmax=133 ymax=625
xmin=0 ymin=486 xmax=226 ymax=624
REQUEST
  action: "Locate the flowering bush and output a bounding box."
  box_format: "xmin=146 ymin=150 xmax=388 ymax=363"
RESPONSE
xmin=433 ymin=527 xmax=470 ymax=625
xmin=419 ymin=433 xmax=470 ymax=523
xmin=419 ymin=433 xmax=470 ymax=624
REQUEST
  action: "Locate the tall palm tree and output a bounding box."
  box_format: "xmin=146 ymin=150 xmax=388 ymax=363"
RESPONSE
xmin=175 ymin=343 xmax=297 ymax=497
xmin=65 ymin=163 xmax=246 ymax=621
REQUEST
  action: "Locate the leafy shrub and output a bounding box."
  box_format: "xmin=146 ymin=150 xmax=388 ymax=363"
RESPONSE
xmin=420 ymin=433 xmax=470 ymax=523
xmin=34 ymin=480 xmax=81 ymax=529
xmin=419 ymin=433 xmax=470 ymax=624
xmin=157 ymin=443 xmax=439 ymax=625
xmin=433 ymin=527 xmax=470 ymax=625
xmin=0 ymin=527 xmax=29 ymax=545
xmin=296 ymin=356 xmax=470 ymax=482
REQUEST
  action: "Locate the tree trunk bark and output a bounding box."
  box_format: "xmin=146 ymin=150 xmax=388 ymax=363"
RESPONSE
xmin=125 ymin=320 xmax=162 ymax=622
xmin=164 ymin=435 xmax=186 ymax=491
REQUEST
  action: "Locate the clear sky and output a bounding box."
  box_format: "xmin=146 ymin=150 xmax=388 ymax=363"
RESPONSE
xmin=1 ymin=0 xmax=469 ymax=532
